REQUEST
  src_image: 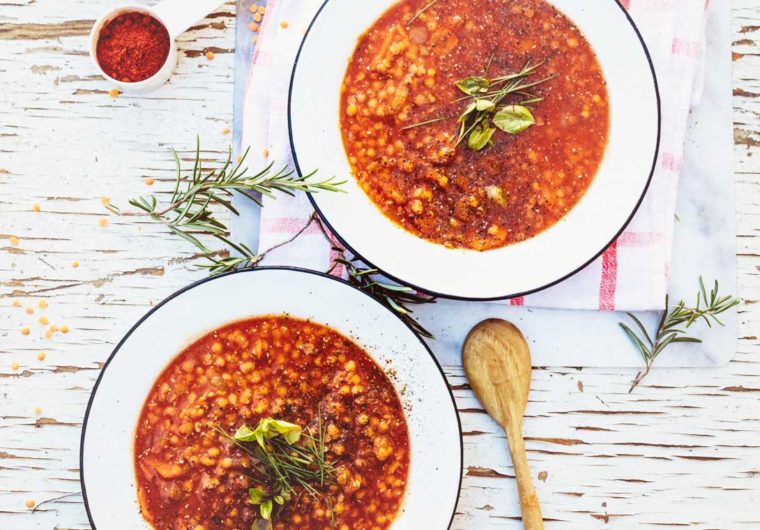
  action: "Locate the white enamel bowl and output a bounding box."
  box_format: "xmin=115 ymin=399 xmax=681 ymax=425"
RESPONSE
xmin=80 ymin=268 xmax=462 ymax=529
xmin=289 ymin=0 xmax=660 ymax=300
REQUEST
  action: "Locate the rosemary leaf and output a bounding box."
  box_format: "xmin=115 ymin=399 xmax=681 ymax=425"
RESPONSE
xmin=621 ymin=277 xmax=739 ymax=392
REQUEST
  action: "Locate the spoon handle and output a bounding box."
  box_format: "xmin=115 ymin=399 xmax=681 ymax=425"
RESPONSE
xmin=153 ymin=0 xmax=226 ymax=39
xmin=506 ymin=428 xmax=544 ymax=530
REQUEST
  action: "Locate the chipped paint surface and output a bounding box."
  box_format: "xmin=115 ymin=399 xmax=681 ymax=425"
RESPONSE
xmin=0 ymin=0 xmax=759 ymax=529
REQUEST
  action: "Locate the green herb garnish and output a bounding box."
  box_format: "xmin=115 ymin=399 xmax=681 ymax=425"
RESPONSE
xmin=454 ymin=61 xmax=555 ymax=150
xmin=620 ymin=277 xmax=740 ymax=392
xmin=216 ymin=413 xmax=337 ymax=528
xmin=406 ymin=0 xmax=442 ymax=27
xmin=403 ymin=61 xmax=555 ymax=152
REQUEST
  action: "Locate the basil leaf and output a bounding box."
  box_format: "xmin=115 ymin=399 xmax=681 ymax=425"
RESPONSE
xmin=475 ymin=99 xmax=495 ymax=112
xmin=459 ymin=101 xmax=476 ymax=122
xmin=455 ymin=76 xmax=490 ymax=95
xmin=234 ymin=425 xmax=257 ymax=442
xmin=248 ymin=487 xmax=268 ymax=505
xmin=260 ymin=499 xmax=274 ymax=520
xmin=468 ymin=124 xmax=496 ymax=151
xmin=493 ymin=105 xmax=535 ymax=134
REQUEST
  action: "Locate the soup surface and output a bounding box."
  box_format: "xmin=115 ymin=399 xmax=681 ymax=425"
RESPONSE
xmin=135 ymin=316 xmax=410 ymax=530
xmin=340 ymin=0 xmax=610 ymax=250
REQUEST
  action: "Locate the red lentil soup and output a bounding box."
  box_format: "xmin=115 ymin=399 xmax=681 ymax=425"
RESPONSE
xmin=135 ymin=316 xmax=410 ymax=530
xmin=340 ymin=0 xmax=610 ymax=250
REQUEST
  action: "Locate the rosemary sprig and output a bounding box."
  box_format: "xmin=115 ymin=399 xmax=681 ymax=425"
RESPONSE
xmin=111 ymin=139 xmax=344 ymax=274
xmin=328 ymin=250 xmax=436 ymax=338
xmin=620 ymin=277 xmax=740 ymax=393
xmin=216 ymin=414 xmax=337 ymax=528
xmin=406 ymin=0 xmax=441 ymax=27
xmin=402 ymin=61 xmax=556 ymax=151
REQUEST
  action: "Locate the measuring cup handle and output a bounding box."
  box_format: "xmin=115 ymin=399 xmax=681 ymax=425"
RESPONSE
xmin=153 ymin=0 xmax=226 ymax=39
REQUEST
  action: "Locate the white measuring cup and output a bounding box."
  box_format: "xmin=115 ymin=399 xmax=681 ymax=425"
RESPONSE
xmin=89 ymin=0 xmax=226 ymax=93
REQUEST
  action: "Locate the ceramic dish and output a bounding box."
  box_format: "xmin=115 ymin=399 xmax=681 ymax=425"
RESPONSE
xmin=80 ymin=267 xmax=462 ymax=529
xmin=289 ymin=0 xmax=660 ymax=300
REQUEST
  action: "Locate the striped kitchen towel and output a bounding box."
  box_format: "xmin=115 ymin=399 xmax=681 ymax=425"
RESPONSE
xmin=239 ymin=0 xmax=710 ymax=311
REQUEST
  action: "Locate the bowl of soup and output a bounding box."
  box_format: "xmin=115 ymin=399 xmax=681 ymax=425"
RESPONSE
xmin=80 ymin=268 xmax=461 ymax=529
xmin=289 ymin=0 xmax=659 ymax=299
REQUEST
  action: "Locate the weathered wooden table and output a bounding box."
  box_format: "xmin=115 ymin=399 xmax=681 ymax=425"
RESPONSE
xmin=1 ymin=1 xmax=758 ymax=529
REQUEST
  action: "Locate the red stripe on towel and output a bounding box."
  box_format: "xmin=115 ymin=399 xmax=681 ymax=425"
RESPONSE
xmin=510 ymin=297 xmax=525 ymax=306
xmin=599 ymin=241 xmax=618 ymax=310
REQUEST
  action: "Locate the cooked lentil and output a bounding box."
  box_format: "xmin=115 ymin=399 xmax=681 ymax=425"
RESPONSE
xmin=135 ymin=316 xmax=409 ymax=530
xmin=340 ymin=0 xmax=610 ymax=250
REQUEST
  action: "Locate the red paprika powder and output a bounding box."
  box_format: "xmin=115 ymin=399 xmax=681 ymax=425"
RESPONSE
xmin=96 ymin=12 xmax=170 ymax=83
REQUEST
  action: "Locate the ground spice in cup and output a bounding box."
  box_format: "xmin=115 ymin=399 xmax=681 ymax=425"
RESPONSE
xmin=96 ymin=12 xmax=170 ymax=83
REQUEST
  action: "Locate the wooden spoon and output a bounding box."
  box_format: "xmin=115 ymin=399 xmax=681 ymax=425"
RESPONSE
xmin=462 ymin=319 xmax=544 ymax=530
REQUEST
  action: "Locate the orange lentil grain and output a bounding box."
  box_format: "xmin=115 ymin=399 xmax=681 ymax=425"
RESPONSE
xmin=280 ymin=20 xmax=289 ymax=28
xmin=108 ymin=88 xmax=121 ymax=99
xmin=101 ymin=197 xmax=110 ymax=206
xmin=72 ymin=260 xmax=80 ymax=268
xmin=99 ymin=217 xmax=109 ymax=228
xmin=9 ymin=236 xmax=19 ymax=246
xmin=38 ymin=299 xmax=48 ymax=310
xmin=20 ymin=327 xmax=30 ymax=336
xmin=12 ymin=299 xmax=22 ymax=307
xmin=34 ymin=407 xmax=42 ymax=416
xmin=37 ymin=352 xmax=46 ymax=361
xmin=263 ymin=149 xmax=269 ymax=158
xmin=253 ymin=12 xmax=263 ymax=23
xmin=61 ymin=325 xmax=70 ymax=334
xmin=249 ymin=4 xmax=258 ymax=13
xmin=39 ymin=316 xmax=49 ymax=325
xmin=258 ymin=5 xmax=266 ymax=14
xmin=25 ymin=499 xmax=35 ymax=509
xmin=48 ymin=324 xmax=58 ymax=333
xmin=44 ymin=330 xmax=53 ymax=339
xmin=145 ymin=178 xmax=155 ymax=186
xmin=25 ymin=307 xmax=34 ymax=315
xmin=10 ymin=361 xmax=20 ymax=371
xmin=248 ymin=22 xmax=259 ymax=32
xmin=32 ymin=203 xmax=41 ymax=212
xmin=205 ymin=51 xmax=215 ymax=61
xmin=222 ymin=127 xmax=231 ymax=135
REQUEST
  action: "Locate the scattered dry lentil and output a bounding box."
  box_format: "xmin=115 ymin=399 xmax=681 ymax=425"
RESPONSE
xmin=25 ymin=307 xmax=34 ymax=315
xmin=108 ymin=88 xmax=121 ymax=99
xmin=25 ymin=499 xmax=35 ymax=509
xmin=72 ymin=260 xmax=80 ymax=268
xmin=145 ymin=178 xmax=155 ymax=186
xmin=39 ymin=316 xmax=49 ymax=325
xmin=205 ymin=50 xmax=215 ymax=61
xmin=9 ymin=236 xmax=19 ymax=246
xmin=37 ymin=352 xmax=46 ymax=361
xmin=60 ymin=325 xmax=70 ymax=334
xmin=99 ymin=217 xmax=109 ymax=228
xmin=280 ymin=20 xmax=289 ymax=28
xmin=10 ymin=361 xmax=20 ymax=371
xmin=20 ymin=326 xmax=30 ymax=336
xmin=12 ymin=299 xmax=22 ymax=307
xmin=32 ymin=203 xmax=41 ymax=212
xmin=38 ymin=299 xmax=48 ymax=310
xmin=101 ymin=196 xmax=111 ymax=206
xmin=34 ymin=407 xmax=42 ymax=416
